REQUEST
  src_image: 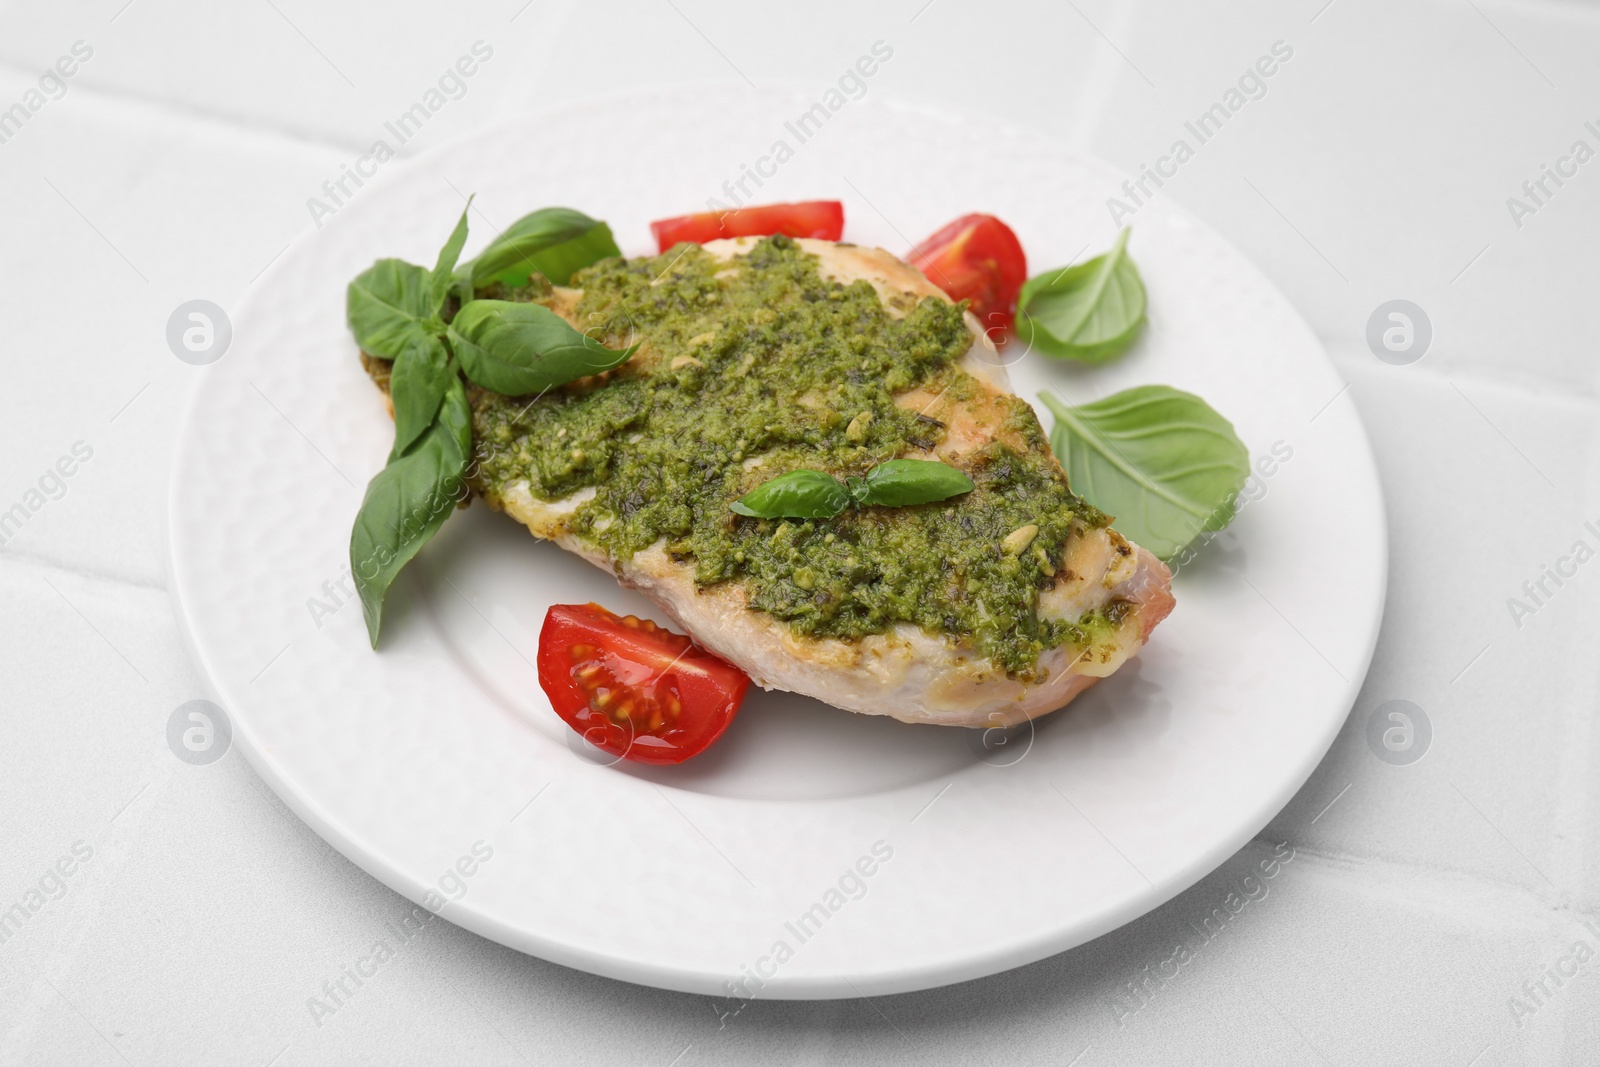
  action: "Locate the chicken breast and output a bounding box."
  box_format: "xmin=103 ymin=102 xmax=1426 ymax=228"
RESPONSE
xmin=370 ymin=236 xmax=1173 ymax=728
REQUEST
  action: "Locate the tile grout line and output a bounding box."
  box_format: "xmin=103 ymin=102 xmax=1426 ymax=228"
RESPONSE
xmin=1322 ymin=344 xmax=1600 ymax=415
xmin=0 ymin=546 xmax=168 ymax=594
xmin=1273 ymin=839 xmax=1582 ymax=919
xmin=0 ymin=53 xmax=368 ymax=155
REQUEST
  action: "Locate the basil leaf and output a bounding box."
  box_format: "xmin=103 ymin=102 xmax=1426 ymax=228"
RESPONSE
xmin=388 ymin=335 xmax=452 ymax=459
xmin=1040 ymin=386 xmax=1249 ymax=561
xmin=428 ymin=199 xmax=473 ymax=314
xmin=347 ymin=258 xmax=435 ymax=360
xmin=855 ymin=459 xmax=974 ymax=507
xmin=734 ymin=461 xmax=972 ymax=520
xmin=465 ymin=207 xmax=621 ymax=289
xmin=351 ymin=376 xmax=473 ymax=647
xmin=447 ymin=300 xmax=636 ymax=396
xmin=1017 ymin=228 xmax=1146 ymax=363
xmin=730 ymin=470 xmax=849 ymax=519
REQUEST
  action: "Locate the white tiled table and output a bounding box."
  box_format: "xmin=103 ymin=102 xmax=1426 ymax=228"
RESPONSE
xmin=3 ymin=1 xmax=1598 ymax=1063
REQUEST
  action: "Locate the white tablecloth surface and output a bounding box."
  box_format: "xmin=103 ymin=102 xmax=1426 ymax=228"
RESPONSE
xmin=3 ymin=0 xmax=1598 ymax=1062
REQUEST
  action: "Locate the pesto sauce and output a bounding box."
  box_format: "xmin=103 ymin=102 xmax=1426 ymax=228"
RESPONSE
xmin=470 ymin=236 xmax=1110 ymax=676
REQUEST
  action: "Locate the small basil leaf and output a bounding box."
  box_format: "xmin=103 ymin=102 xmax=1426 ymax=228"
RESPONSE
xmin=388 ymin=335 xmax=452 ymax=460
xmin=1017 ymin=228 xmax=1146 ymax=363
xmin=465 ymin=207 xmax=621 ymax=289
xmin=428 ymin=199 xmax=473 ymax=314
xmin=730 ymin=470 xmax=849 ymax=519
xmin=447 ymin=299 xmax=636 ymax=396
xmin=347 ymin=258 xmax=435 ymax=360
xmin=857 ymin=459 xmax=974 ymax=507
xmin=1040 ymin=385 xmax=1249 ymax=561
xmin=351 ymin=376 xmax=473 ymax=647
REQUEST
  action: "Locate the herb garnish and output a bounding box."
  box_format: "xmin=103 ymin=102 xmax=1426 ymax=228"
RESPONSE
xmin=1017 ymin=228 xmax=1147 ymax=363
xmin=730 ymin=459 xmax=974 ymax=520
xmin=1039 ymin=385 xmax=1248 ymax=561
xmin=462 ymin=207 xmax=621 ymax=290
xmin=348 ymin=202 xmax=629 ymax=647
xmin=447 ymin=300 xmax=636 ymax=396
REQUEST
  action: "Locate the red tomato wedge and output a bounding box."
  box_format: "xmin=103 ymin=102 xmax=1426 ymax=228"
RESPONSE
xmin=906 ymin=214 xmax=1028 ymax=340
xmin=650 ymin=200 xmax=845 ymax=252
xmin=537 ymin=603 xmax=750 ymax=765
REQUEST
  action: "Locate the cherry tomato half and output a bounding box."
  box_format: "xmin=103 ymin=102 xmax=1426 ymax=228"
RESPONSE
xmin=906 ymin=213 xmax=1028 ymax=340
xmin=649 ymin=200 xmax=845 ymax=252
xmin=537 ymin=603 xmax=750 ymax=765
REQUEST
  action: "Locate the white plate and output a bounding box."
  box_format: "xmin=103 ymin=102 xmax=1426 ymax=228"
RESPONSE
xmin=167 ymin=87 xmax=1385 ymax=998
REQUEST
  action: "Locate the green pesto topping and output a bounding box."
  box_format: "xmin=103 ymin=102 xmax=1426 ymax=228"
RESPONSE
xmin=469 ymin=235 xmax=1112 ymax=676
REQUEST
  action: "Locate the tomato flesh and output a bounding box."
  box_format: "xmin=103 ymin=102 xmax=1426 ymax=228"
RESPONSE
xmin=537 ymin=603 xmax=749 ymax=765
xmin=650 ymin=200 xmax=845 ymax=252
xmin=906 ymin=213 xmax=1028 ymax=340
